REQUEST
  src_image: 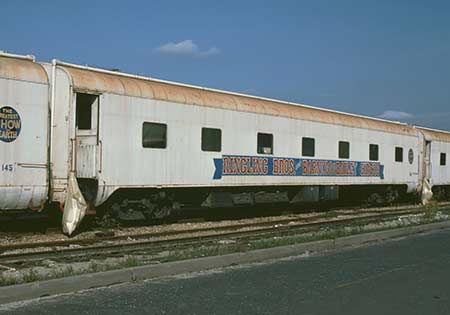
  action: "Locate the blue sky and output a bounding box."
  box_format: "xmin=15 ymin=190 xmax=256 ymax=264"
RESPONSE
xmin=3 ymin=0 xmax=450 ymax=130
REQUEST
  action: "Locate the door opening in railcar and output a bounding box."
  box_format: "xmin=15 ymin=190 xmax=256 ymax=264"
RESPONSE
xmin=74 ymin=92 xmax=100 ymax=209
xmin=76 ymin=93 xmax=98 ymax=130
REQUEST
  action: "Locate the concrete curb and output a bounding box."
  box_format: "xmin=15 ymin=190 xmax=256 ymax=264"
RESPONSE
xmin=1 ymin=220 xmax=450 ymax=305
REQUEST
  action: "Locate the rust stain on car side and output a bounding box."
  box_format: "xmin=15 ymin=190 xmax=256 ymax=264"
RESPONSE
xmin=418 ymin=128 xmax=450 ymax=143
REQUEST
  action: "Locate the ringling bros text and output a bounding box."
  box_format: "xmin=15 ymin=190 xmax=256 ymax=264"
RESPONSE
xmin=213 ymin=155 xmax=384 ymax=180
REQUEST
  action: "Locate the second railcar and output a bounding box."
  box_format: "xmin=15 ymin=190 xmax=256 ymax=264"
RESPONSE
xmin=48 ymin=61 xmax=424 ymax=219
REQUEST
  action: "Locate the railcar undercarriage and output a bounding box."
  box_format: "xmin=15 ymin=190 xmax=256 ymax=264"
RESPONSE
xmin=90 ymin=184 xmax=414 ymax=222
xmin=431 ymin=185 xmax=450 ymax=201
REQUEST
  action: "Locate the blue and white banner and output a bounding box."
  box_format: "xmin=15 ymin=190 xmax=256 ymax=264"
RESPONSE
xmin=213 ymin=155 xmax=384 ymax=180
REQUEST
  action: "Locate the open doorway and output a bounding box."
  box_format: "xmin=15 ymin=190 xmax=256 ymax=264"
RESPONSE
xmin=75 ymin=92 xmax=100 ymax=180
xmin=76 ymin=93 xmax=98 ymax=131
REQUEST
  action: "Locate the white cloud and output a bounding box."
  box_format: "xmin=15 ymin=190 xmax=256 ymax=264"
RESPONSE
xmin=155 ymin=40 xmax=220 ymax=57
xmin=198 ymin=46 xmax=220 ymax=57
xmin=378 ymin=110 xmax=414 ymax=120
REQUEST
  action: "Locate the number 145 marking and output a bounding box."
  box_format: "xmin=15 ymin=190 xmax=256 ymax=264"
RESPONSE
xmin=1 ymin=164 xmax=14 ymax=172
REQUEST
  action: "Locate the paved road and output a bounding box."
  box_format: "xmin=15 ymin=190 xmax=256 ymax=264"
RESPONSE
xmin=2 ymin=229 xmax=450 ymax=315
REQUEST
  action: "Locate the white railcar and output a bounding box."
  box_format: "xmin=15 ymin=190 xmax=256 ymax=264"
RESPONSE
xmin=49 ymin=61 xmax=423 ymax=213
xmin=0 ymin=53 xmax=49 ymax=210
xmin=1 ymin=52 xmax=449 ymax=228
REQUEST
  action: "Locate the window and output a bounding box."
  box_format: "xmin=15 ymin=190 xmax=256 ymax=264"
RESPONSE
xmin=76 ymin=93 xmax=98 ymax=130
xmin=202 ymin=128 xmax=221 ymax=152
xmin=302 ymin=137 xmax=315 ymax=157
xmin=441 ymin=153 xmax=446 ymax=166
xmin=395 ymin=147 xmax=403 ymax=162
xmin=257 ymin=133 xmax=273 ymax=154
xmin=142 ymin=122 xmax=167 ymax=149
xmin=369 ymin=144 xmax=379 ymax=161
xmin=338 ymin=141 xmax=350 ymax=159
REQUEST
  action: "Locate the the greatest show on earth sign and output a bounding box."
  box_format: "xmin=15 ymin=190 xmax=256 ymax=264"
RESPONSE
xmin=0 ymin=106 xmax=21 ymax=143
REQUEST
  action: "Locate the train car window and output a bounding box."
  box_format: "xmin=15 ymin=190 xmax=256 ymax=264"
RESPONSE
xmin=202 ymin=128 xmax=221 ymax=152
xmin=142 ymin=122 xmax=167 ymax=149
xmin=338 ymin=141 xmax=350 ymax=159
xmin=441 ymin=153 xmax=446 ymax=166
xmin=257 ymin=133 xmax=273 ymax=154
xmin=395 ymin=147 xmax=403 ymax=162
xmin=302 ymin=137 xmax=315 ymax=157
xmin=76 ymin=93 xmax=98 ymax=130
xmin=369 ymin=144 xmax=379 ymax=161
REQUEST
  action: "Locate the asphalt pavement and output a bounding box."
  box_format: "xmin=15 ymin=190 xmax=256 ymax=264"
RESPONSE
xmin=1 ymin=229 xmax=450 ymax=315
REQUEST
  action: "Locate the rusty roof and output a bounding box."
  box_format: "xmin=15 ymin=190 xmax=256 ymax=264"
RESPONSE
xmin=0 ymin=56 xmax=48 ymax=85
xmin=418 ymin=127 xmax=450 ymax=143
xmin=60 ymin=63 xmax=418 ymax=137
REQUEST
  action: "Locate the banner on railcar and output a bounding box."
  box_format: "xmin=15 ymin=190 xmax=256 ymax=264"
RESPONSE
xmin=213 ymin=155 xmax=384 ymax=180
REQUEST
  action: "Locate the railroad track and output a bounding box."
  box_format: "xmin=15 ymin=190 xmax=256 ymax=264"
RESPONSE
xmin=0 ymin=203 xmax=448 ymax=266
xmin=0 ymin=203 xmax=435 ymax=252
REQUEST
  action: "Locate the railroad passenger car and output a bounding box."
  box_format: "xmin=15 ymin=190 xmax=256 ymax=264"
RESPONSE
xmin=0 ymin=54 xmax=49 ymax=211
xmin=47 ymin=59 xmax=421 ymax=219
